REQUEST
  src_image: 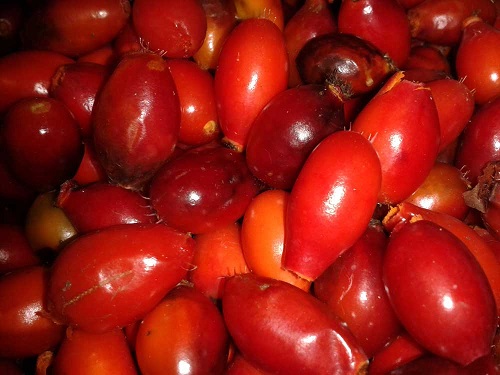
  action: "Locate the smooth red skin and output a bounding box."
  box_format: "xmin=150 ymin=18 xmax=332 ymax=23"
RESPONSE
xmin=189 ymin=221 xmax=249 ymax=300
xmin=222 ymin=273 xmax=368 ymax=375
xmin=0 ymin=50 xmax=73 ymax=114
xmin=352 ymin=73 xmax=440 ymax=204
xmin=387 ymin=355 xmax=469 ymax=374
xmin=404 ymin=162 xmax=470 ymax=220
xmin=112 ymin=22 xmax=142 ymax=59
xmin=225 ymin=354 xmax=272 ymax=375
xmin=368 ymin=333 xmax=426 ymax=375
xmin=192 ymin=0 xmax=238 ymax=71
xmin=165 ymin=59 xmax=220 ymax=146
xmin=77 ymin=44 xmax=117 ymax=67
xmin=283 ymin=0 xmax=338 ymax=87
xmin=214 ymin=18 xmax=288 ymax=150
xmin=283 ymin=130 xmax=381 ymax=281
xmin=384 ymin=202 xmax=500 ymax=318
xmin=396 ymin=0 xmax=425 ymax=9
xmin=425 ymin=78 xmax=475 ymax=151
xmin=72 ymin=141 xmax=107 ymax=186
xmin=455 ymin=96 xmax=500 ymax=186
xmin=403 ymin=45 xmax=451 ymax=75
xmin=47 ymin=223 xmax=195 ymax=333
xmin=51 ymin=62 xmax=111 ymax=138
xmin=314 ymin=224 xmax=402 ymax=358
xmin=56 ymin=181 xmax=156 ymax=234
xmin=0 ymin=224 xmax=39 ymax=274
xmin=149 ymin=142 xmax=261 ymax=235
xmin=338 ymin=0 xmax=410 ymax=68
xmin=455 ymin=18 xmax=500 ymax=106
xmin=383 ymin=220 xmax=497 ymax=366
xmin=132 ymin=0 xmax=206 ymax=58
xmin=135 ymin=285 xmax=229 ymax=375
xmin=51 ymin=328 xmax=138 ymax=375
xmin=92 ymin=52 xmax=180 ymax=190
xmin=407 ymin=0 xmax=497 ymax=46
xmin=2 ymin=97 xmax=84 ymax=192
xmin=0 ymin=266 xmax=65 ymax=358
xmin=246 ymin=84 xmax=344 ymax=190
xmin=22 ymin=0 xmax=130 ymax=57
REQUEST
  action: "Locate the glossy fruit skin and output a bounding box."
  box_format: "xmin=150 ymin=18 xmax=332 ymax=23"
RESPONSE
xmin=149 ymin=142 xmax=261 ymax=235
xmin=56 ymin=180 xmax=156 ymax=234
xmin=22 ymin=0 xmax=130 ymax=57
xmin=283 ymin=0 xmax=337 ymax=87
xmin=92 ymin=52 xmax=180 ymax=190
xmin=455 ymin=17 xmax=500 ymax=105
xmin=165 ymin=58 xmax=220 ymax=146
xmin=407 ymin=0 xmax=497 ymax=46
xmin=383 ymin=219 xmax=497 ymax=366
xmin=283 ymin=130 xmax=381 ymax=281
xmin=404 ymin=162 xmax=470 ymax=220
xmin=296 ymin=32 xmax=396 ymax=100
xmin=241 ymin=189 xmax=311 ymax=291
xmin=47 ymin=223 xmax=195 ymax=333
xmin=189 ymin=221 xmax=249 ymax=299
xmin=338 ymin=0 xmax=411 ymax=68
xmin=25 ymin=191 xmax=77 ymax=252
xmin=314 ymin=223 xmax=402 ymax=358
xmin=214 ymin=18 xmax=288 ymax=151
xmin=0 ymin=50 xmax=73 ymax=114
xmin=222 ymin=273 xmax=368 ymax=374
xmin=1 ymin=97 xmax=84 ymax=192
xmin=132 ymin=0 xmax=206 ymax=58
xmin=384 ymin=202 xmax=500 ymax=318
xmin=403 ymin=45 xmax=451 ymax=75
xmin=425 ymin=78 xmax=475 ymax=152
xmin=455 ymin=96 xmax=500 ymax=186
xmin=0 ymin=224 xmax=39 ymax=274
xmin=233 ymin=0 xmax=284 ymax=31
xmin=0 ymin=266 xmax=66 ymax=358
xmin=352 ymin=72 xmax=441 ymax=204
xmin=72 ymin=141 xmax=107 ymax=186
xmin=135 ymin=285 xmax=229 ymax=375
xmin=245 ymin=84 xmax=344 ymax=190
xmin=50 ymin=61 xmax=111 ymax=138
xmin=51 ymin=328 xmax=138 ymax=375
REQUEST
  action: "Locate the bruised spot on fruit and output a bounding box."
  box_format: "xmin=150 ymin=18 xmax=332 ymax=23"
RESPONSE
xmin=259 ymin=283 xmax=271 ymax=291
xmin=146 ymin=59 xmax=165 ymax=72
xmin=203 ymin=120 xmax=219 ymax=136
xmin=31 ymin=101 xmax=51 ymax=114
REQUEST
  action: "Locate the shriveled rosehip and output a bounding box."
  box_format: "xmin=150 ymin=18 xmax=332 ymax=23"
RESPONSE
xmin=149 ymin=142 xmax=261 ymax=235
xmin=1 ymin=97 xmax=84 ymax=192
xmin=296 ymin=32 xmax=396 ymax=100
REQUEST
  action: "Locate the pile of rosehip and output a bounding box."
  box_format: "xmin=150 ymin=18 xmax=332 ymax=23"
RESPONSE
xmin=1 ymin=0 xmax=500 ymax=374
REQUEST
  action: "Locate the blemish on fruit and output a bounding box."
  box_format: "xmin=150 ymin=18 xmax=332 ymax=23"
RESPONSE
xmin=147 ymin=59 xmax=165 ymax=72
xmin=31 ymin=101 xmax=51 ymax=114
